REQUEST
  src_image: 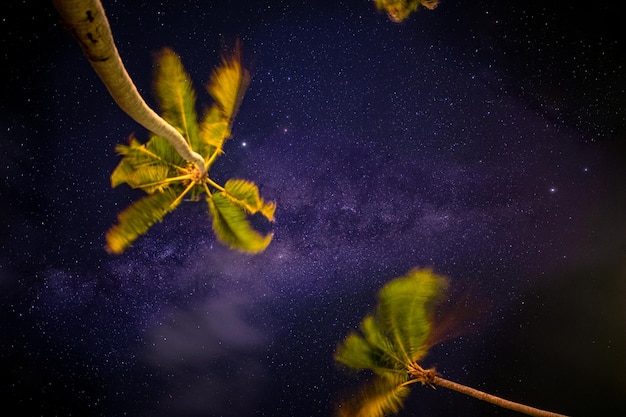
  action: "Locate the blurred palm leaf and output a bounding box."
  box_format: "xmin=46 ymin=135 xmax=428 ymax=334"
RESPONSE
xmin=198 ymin=44 xmax=250 ymax=166
xmin=105 ymin=188 xmax=183 ymax=254
xmin=376 ymin=268 xmax=447 ymax=364
xmin=153 ymin=48 xmax=199 ymax=147
xmin=334 ymin=268 xmax=448 ymax=417
xmin=208 ymin=191 xmax=273 ymax=253
xmin=336 ymin=374 xmax=410 ymax=417
xmin=107 ymin=45 xmax=274 ymax=254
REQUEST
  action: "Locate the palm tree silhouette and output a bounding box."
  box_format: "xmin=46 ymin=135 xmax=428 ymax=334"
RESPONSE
xmin=53 ymin=0 xmax=275 ymax=254
xmin=334 ymin=268 xmax=570 ymax=417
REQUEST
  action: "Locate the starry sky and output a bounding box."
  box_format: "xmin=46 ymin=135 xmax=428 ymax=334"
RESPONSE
xmin=1 ymin=0 xmax=625 ymax=416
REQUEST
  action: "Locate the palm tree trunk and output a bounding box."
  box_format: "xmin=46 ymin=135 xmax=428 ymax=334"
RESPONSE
xmin=52 ymin=0 xmax=206 ymax=175
xmin=433 ymin=376 xmax=569 ymax=417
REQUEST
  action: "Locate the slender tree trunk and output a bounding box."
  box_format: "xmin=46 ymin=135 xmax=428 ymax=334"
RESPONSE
xmin=52 ymin=0 xmax=206 ymax=175
xmin=433 ymin=376 xmax=569 ymax=417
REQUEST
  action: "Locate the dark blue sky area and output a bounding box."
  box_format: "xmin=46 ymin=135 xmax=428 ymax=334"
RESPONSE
xmin=1 ymin=1 xmax=625 ymax=416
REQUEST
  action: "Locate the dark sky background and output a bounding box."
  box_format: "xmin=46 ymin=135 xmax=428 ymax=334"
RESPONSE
xmin=1 ymin=0 xmax=625 ymax=416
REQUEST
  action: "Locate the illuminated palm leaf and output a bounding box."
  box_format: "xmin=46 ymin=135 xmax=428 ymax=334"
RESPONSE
xmin=105 ymin=187 xmax=183 ymax=254
xmin=198 ymin=106 xmax=230 ymax=161
xmin=208 ymin=43 xmax=249 ymax=122
xmin=208 ymin=192 xmax=273 ymax=253
xmin=198 ymin=44 xmax=250 ymax=165
xmin=336 ymin=375 xmax=410 ymax=417
xmin=153 ymin=48 xmax=200 ymax=146
xmin=106 ymin=45 xmax=274 ymax=254
xmin=223 ymin=179 xmax=276 ymax=221
xmin=376 ymin=268 xmax=448 ymax=364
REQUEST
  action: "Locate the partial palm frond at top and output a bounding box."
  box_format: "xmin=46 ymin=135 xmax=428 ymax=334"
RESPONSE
xmin=372 ymin=0 xmax=439 ymax=23
xmin=106 ymin=44 xmax=274 ymax=254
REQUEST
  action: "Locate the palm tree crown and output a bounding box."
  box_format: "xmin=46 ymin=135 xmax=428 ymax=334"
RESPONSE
xmin=334 ymin=268 xmax=447 ymax=417
xmin=106 ymin=47 xmax=275 ymax=254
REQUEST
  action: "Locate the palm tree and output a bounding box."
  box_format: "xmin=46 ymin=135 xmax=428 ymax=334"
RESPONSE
xmin=53 ymin=0 xmax=275 ymax=254
xmin=334 ymin=268 xmax=570 ymax=417
xmin=372 ymin=0 xmax=439 ymax=23
xmin=105 ymin=46 xmax=275 ymax=254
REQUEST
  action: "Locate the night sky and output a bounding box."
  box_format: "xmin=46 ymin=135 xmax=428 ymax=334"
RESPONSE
xmin=2 ymin=1 xmax=625 ymax=416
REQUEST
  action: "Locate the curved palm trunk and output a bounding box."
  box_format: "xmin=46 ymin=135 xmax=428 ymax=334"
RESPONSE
xmin=52 ymin=0 xmax=206 ymax=175
xmin=433 ymin=376 xmax=569 ymax=417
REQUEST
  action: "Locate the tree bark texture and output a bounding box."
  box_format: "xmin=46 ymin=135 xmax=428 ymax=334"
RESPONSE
xmin=433 ymin=376 xmax=569 ymax=417
xmin=52 ymin=0 xmax=206 ymax=174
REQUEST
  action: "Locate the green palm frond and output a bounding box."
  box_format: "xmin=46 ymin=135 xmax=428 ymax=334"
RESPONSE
xmin=335 ymin=316 xmax=402 ymax=377
xmin=223 ymin=179 xmax=276 ymax=221
xmin=335 ymin=330 xmax=380 ymax=372
xmin=198 ymin=106 xmax=230 ymax=161
xmin=111 ymin=135 xmax=188 ymax=192
xmin=336 ymin=374 xmax=410 ymax=417
xmin=105 ymin=187 xmax=183 ymax=254
xmin=376 ymin=268 xmax=448 ymax=364
xmin=153 ymin=48 xmax=200 ymax=146
xmin=208 ymin=43 xmax=249 ymax=122
xmin=208 ymin=192 xmax=273 ymax=253
xmin=198 ymin=45 xmax=250 ymax=165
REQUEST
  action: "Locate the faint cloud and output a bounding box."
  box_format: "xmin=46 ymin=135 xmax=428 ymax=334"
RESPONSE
xmin=142 ymin=295 xmax=269 ymax=417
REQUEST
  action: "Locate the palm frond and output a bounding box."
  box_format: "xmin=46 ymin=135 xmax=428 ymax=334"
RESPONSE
xmin=111 ymin=161 xmax=174 ymax=193
xmin=105 ymin=188 xmax=183 ymax=254
xmin=198 ymin=106 xmax=230 ymax=162
xmin=376 ymin=268 xmax=448 ymax=364
xmin=360 ymin=316 xmax=406 ymax=373
xmin=208 ymin=192 xmax=273 ymax=253
xmin=197 ymin=45 xmax=250 ymax=165
xmin=336 ymin=375 xmax=410 ymax=417
xmin=373 ymin=0 xmax=438 ymax=23
xmin=224 ymin=179 xmax=276 ymax=221
xmin=145 ymin=134 xmax=187 ymax=167
xmin=207 ymin=42 xmax=250 ymax=122
xmin=111 ymin=135 xmax=185 ymax=185
xmin=153 ymin=48 xmax=200 ymax=147
xmin=335 ymin=330 xmax=380 ymax=372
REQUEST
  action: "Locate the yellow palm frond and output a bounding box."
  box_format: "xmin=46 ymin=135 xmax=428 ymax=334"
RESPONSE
xmin=208 ymin=192 xmax=273 ymax=253
xmin=223 ymin=179 xmax=276 ymax=221
xmin=377 ymin=268 xmax=448 ymax=363
xmin=336 ymin=375 xmax=410 ymax=417
xmin=105 ymin=188 xmax=184 ymax=254
xmin=208 ymin=42 xmax=250 ymax=122
xmin=111 ymin=134 xmax=187 ymax=192
xmin=198 ymin=44 xmax=250 ymax=166
xmin=373 ymin=0 xmax=438 ymax=23
xmin=198 ymin=106 xmax=230 ymax=162
xmin=153 ymin=48 xmax=200 ymax=147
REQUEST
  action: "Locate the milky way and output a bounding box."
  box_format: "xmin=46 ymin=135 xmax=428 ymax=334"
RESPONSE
xmin=2 ymin=1 xmax=625 ymax=416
